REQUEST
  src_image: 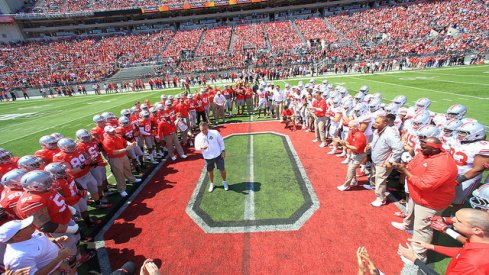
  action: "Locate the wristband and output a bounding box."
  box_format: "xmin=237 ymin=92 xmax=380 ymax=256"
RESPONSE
xmin=66 ymin=224 xmax=79 ymax=234
xmin=446 ymin=228 xmax=461 ymax=240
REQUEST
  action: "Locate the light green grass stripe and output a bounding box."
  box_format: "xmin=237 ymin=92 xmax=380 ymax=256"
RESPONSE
xmin=253 ymin=134 xmax=304 ymax=220
xmin=199 ymin=135 xmax=248 ymax=222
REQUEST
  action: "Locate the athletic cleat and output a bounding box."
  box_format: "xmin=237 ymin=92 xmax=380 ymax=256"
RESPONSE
xmin=391 ymin=222 xmax=413 ymax=234
xmin=370 ymin=199 xmax=386 ymax=207
xmin=336 ymin=185 xmax=350 ymax=191
xmin=223 ymin=182 xmax=229 ymax=191
xmin=208 ymin=183 xmax=215 ymax=192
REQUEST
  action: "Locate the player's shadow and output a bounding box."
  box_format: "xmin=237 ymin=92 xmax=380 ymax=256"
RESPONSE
xmin=227 ymin=181 xmax=261 ymax=194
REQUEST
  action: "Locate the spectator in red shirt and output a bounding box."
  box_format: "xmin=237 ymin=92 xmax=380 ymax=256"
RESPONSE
xmin=337 ymin=120 xmax=367 ymax=191
xmin=398 ymin=208 xmax=489 ymax=275
xmin=393 ymin=137 xmax=458 ymax=262
xmin=102 ymin=126 xmax=141 ymax=197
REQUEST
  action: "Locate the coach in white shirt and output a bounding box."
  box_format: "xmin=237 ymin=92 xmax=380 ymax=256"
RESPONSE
xmin=273 ymin=85 xmax=285 ymax=120
xmin=213 ymin=91 xmax=227 ymax=124
xmin=195 ymin=122 xmax=229 ymax=192
xmin=0 ymin=216 xmax=72 ymax=274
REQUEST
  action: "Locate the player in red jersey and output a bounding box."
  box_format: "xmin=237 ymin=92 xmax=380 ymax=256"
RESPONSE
xmin=75 ymin=129 xmax=113 ymax=203
xmin=53 ymin=138 xmax=110 ymax=210
xmin=117 ymin=117 xmax=144 ymax=173
xmin=0 ymin=169 xmax=26 ymax=220
xmin=101 ymin=112 xmax=119 ymax=127
xmin=0 ymin=148 xmax=20 ymax=178
xmin=35 ymin=135 xmax=61 ymax=164
xmin=91 ymin=114 xmax=106 ymax=143
xmin=139 ymin=111 xmax=158 ymax=164
xmin=16 ymin=170 xmax=83 ymax=262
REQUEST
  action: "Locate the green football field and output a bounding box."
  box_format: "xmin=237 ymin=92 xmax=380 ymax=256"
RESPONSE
xmin=0 ymin=65 xmax=487 ymax=272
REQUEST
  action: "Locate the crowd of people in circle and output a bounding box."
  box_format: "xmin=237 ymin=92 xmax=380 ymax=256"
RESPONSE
xmin=1 ymin=74 xmax=489 ymax=273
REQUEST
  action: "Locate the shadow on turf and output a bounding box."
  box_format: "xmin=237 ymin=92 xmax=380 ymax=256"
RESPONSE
xmin=109 ymin=222 xmax=143 ymax=244
xmin=225 ymin=181 xmax=262 ymax=194
xmin=103 ymin=247 xmax=164 ymax=274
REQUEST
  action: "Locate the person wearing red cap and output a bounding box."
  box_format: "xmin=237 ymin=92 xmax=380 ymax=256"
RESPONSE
xmin=102 ymin=126 xmax=141 ymax=197
xmin=392 ymin=137 xmax=458 ymax=262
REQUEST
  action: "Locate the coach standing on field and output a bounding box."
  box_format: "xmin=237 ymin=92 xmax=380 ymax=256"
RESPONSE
xmin=195 ymin=122 xmax=229 ymax=192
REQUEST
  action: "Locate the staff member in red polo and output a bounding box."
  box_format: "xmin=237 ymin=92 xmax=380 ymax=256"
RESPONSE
xmin=336 ymin=120 xmax=367 ymax=191
xmin=157 ymin=116 xmax=187 ymax=161
xmin=309 ymin=90 xmax=328 ymax=148
xmin=102 ymin=126 xmax=141 ymax=197
xmin=393 ymin=137 xmax=458 ymax=262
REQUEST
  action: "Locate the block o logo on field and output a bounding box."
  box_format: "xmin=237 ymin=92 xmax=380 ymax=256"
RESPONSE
xmin=186 ymin=132 xmax=320 ymax=233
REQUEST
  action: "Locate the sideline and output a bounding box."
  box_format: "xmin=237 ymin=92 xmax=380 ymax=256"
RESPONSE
xmin=244 ymin=135 xmax=256 ymax=220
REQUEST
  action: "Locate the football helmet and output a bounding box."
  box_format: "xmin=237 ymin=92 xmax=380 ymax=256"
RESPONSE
xmin=470 ymin=185 xmax=489 ymax=211
xmin=321 ymin=91 xmax=329 ymax=99
xmin=432 ymin=113 xmax=447 ymax=128
xmin=339 ymin=87 xmax=349 ymax=98
xmin=443 ymin=119 xmax=463 ymax=138
xmin=93 ymin=114 xmax=105 ymax=126
xmin=354 ymin=92 xmax=365 ymax=103
xmin=372 ymin=93 xmax=382 ymax=100
xmin=50 ymin=132 xmax=64 ymax=142
xmin=18 ymin=155 xmax=44 ymax=171
xmin=165 ymin=100 xmax=172 ymax=107
xmin=329 ymin=91 xmax=339 ymax=99
xmin=412 ymin=110 xmax=431 ymax=130
xmin=57 ymin=138 xmax=77 ymax=153
xmin=342 ymin=98 xmax=354 ymax=111
xmin=415 ymin=98 xmax=431 ymax=111
xmin=44 ymin=162 xmax=67 ymax=180
xmin=160 ymin=94 xmax=168 ymax=101
xmin=364 ymin=94 xmax=374 ymax=104
xmin=176 ymin=94 xmax=183 ymax=100
xmin=75 ymin=129 xmax=92 ymax=143
xmin=384 ymin=103 xmax=399 ymax=115
xmin=101 ymin=112 xmax=117 ymax=123
xmin=154 ymin=103 xmax=164 ymax=112
xmin=0 ymin=148 xmax=14 ymax=164
xmin=458 ymin=122 xmax=486 ymax=142
xmin=140 ymin=103 xmax=149 ymax=111
xmin=140 ymin=111 xmax=150 ymax=119
xmin=392 ymin=95 xmax=407 ymax=107
xmin=187 ymin=94 xmax=193 ymax=99
xmin=119 ymin=116 xmax=131 ymax=127
xmin=120 ymin=109 xmax=131 ymax=117
xmin=21 ymin=170 xmax=53 ymax=192
xmin=353 ymin=103 xmax=368 ymax=117
xmin=368 ymin=98 xmax=382 ymax=112
xmin=130 ymin=106 xmax=139 ymax=114
xmin=446 ymin=104 xmax=467 ymax=120
xmin=168 ymin=95 xmax=174 ymax=100
xmin=417 ymin=125 xmax=440 ymax=140
xmin=149 ymin=107 xmax=157 ymax=115
xmin=359 ymin=85 xmax=369 ymax=94
xmin=398 ymin=107 xmax=408 ymax=116
xmin=39 ymin=135 xmax=58 ymax=150
xmin=1 ymin=169 xmax=27 ymax=190
xmin=332 ymin=97 xmax=342 ymax=108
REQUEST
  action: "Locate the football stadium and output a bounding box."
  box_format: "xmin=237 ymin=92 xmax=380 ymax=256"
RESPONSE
xmin=0 ymin=0 xmax=489 ymax=274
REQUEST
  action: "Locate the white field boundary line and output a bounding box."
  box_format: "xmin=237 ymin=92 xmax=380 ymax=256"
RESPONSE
xmin=412 ymin=71 xmax=489 ymax=77
xmin=349 ymin=76 xmax=489 ymax=100
xmin=244 ymin=135 xmax=255 ymax=220
xmin=402 ymin=72 xmax=489 ymax=86
xmin=95 ymin=160 xmax=166 ymax=275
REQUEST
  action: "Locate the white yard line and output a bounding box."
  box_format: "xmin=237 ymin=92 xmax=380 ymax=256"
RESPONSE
xmin=350 ymin=76 xmax=489 ymax=100
xmin=244 ymin=135 xmax=255 ymax=220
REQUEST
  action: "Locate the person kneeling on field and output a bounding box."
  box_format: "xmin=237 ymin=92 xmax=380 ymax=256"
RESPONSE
xmin=281 ymin=105 xmax=295 ymax=131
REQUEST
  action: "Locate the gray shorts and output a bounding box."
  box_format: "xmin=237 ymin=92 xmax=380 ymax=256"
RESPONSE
xmin=205 ymin=155 xmax=225 ymax=172
xmin=143 ymin=136 xmax=155 ymax=149
xmin=75 ymin=172 xmax=98 ymax=196
xmin=90 ymin=165 xmax=107 ymax=185
xmin=236 ymin=99 xmax=245 ymax=107
xmin=127 ymin=145 xmax=144 ymax=159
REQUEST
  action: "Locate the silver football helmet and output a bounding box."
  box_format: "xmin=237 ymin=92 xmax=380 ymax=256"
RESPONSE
xmin=21 ymin=170 xmax=53 ymax=192
xmin=58 ymin=138 xmax=77 ymax=153
xmin=149 ymin=107 xmax=157 ymax=115
xmin=140 ymin=104 xmax=149 ymax=111
xmin=354 ymin=92 xmax=365 ymax=103
xmin=0 ymin=148 xmax=14 ymax=164
xmin=155 ymin=103 xmax=164 ymax=112
xmin=44 ymin=162 xmax=67 ymax=180
xmin=353 ymin=103 xmax=368 ymax=117
xmin=412 ymin=110 xmax=431 ymax=130
xmin=119 ymin=116 xmax=131 ymax=127
xmin=75 ymin=129 xmax=92 ymax=143
xmin=50 ymin=132 xmax=64 ymax=142
xmin=18 ymin=155 xmax=44 ymax=171
xmin=458 ymin=122 xmax=486 ymax=142
xmin=140 ymin=111 xmax=150 ymax=119
xmin=130 ymin=106 xmax=139 ymax=114
xmin=1 ymin=169 xmax=27 ymax=190
xmin=415 ymin=98 xmax=431 ymax=111
xmin=384 ymin=103 xmax=399 ymax=115
xmin=342 ymin=98 xmax=354 ymax=111
xmin=120 ymin=109 xmax=131 ymax=117
xmin=443 ymin=119 xmax=463 ymax=138
xmin=93 ymin=114 xmax=105 ymax=126
xmin=359 ymin=85 xmax=369 ymax=94
xmin=332 ymin=97 xmax=342 ymax=108
xmin=160 ymin=94 xmax=168 ymax=101
xmin=39 ymin=135 xmax=58 ymax=150
xmin=446 ymin=104 xmax=467 ymax=120
xmin=470 ymin=185 xmax=489 ymax=211
xmin=416 ymin=125 xmax=440 ymax=140
xmin=392 ymin=95 xmax=407 ymax=107
xmin=368 ymin=98 xmax=382 ymax=112
xmin=101 ymin=112 xmax=117 ymax=123
xmin=165 ymin=100 xmax=172 ymax=107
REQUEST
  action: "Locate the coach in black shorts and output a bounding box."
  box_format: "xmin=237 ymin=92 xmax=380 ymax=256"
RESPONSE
xmin=195 ymin=122 xmax=229 ymax=192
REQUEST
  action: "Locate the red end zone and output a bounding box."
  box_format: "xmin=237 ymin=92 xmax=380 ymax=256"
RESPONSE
xmin=103 ymin=121 xmax=408 ymax=274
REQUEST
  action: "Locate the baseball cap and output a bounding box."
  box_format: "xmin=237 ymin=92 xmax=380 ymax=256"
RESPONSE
xmin=0 ymin=216 xmax=34 ymax=242
xmin=104 ymin=126 xmax=116 ymax=133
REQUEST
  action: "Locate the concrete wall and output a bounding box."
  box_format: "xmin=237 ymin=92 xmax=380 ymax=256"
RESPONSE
xmin=0 ymin=22 xmax=24 ymax=42
xmin=0 ymin=0 xmax=25 ymax=14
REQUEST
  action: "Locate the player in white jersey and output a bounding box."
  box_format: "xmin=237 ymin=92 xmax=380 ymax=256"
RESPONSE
xmin=392 ymin=95 xmax=407 ymax=108
xmin=368 ymin=98 xmax=386 ymax=121
xmin=450 ymin=122 xmax=489 ymax=214
xmin=256 ymin=88 xmax=268 ymax=118
xmin=384 ymin=102 xmax=402 ymax=129
xmin=440 ymin=119 xmax=463 ymax=151
xmin=353 ymin=92 xmax=365 ymax=106
xmin=406 ymin=97 xmax=431 ymax=119
xmin=327 ymin=97 xmax=344 ymax=155
xmin=339 ymin=98 xmax=355 ymax=162
xmin=354 ymin=103 xmax=373 ymax=142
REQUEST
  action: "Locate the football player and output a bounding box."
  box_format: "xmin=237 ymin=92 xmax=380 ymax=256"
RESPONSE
xmin=17 ymin=155 xmax=45 ymax=172
xmin=16 ymin=170 xmax=82 ymax=262
xmin=118 ymin=117 xmax=144 ymax=173
xmin=91 ymin=114 xmax=106 ymax=142
xmin=0 ymin=148 xmax=19 ymax=178
xmin=327 ymin=97 xmax=343 ymax=155
xmin=0 ymin=169 xmax=26 ymax=219
xmin=35 ymin=135 xmax=61 ymax=164
xmin=53 ymin=138 xmax=109 ymax=210
xmin=406 ymin=97 xmax=431 ymax=119
xmin=139 ymin=110 xmax=158 ymax=164
xmin=450 ymin=122 xmax=489 ymax=214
